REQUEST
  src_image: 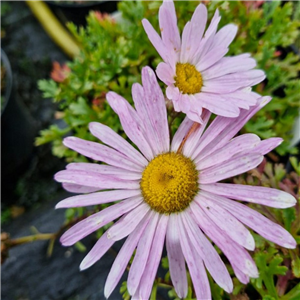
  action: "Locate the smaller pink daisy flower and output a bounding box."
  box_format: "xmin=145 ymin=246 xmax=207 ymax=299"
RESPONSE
xmin=55 ymin=67 xmax=295 ymax=300
xmin=142 ymin=0 xmax=265 ymax=123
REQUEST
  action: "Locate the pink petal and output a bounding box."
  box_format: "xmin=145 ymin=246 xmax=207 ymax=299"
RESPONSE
xmin=191 ymin=96 xmax=272 ymax=161
xmin=211 ymin=24 xmax=238 ymax=51
xmin=171 ymin=117 xmax=194 ymax=152
xmin=196 ymin=133 xmax=261 ymax=168
xmin=166 ymin=214 xmax=188 ymax=299
xmin=182 ymin=210 xmax=233 ymax=293
xmin=66 ymin=162 xmax=141 ymax=180
xmin=106 ymin=91 xmax=154 ymax=161
xmin=202 ymin=70 xmax=266 ymax=93
xmin=55 ymin=170 xmax=139 ymax=190
xmin=89 ymin=122 xmax=148 ymax=167
xmin=232 ymin=263 xmax=250 ymax=284
xmin=202 ymin=54 xmax=256 ymax=80
xmin=196 ymin=47 xmax=228 ymax=72
xmin=189 ymin=202 xmax=259 ymax=278
xmin=104 ymin=213 xmax=150 ymax=298
xmin=182 ymin=109 xmax=211 ymax=158
xmin=60 ymin=197 xmax=142 ymax=246
xmin=62 ymin=183 xmax=99 ymax=194
xmin=107 ymin=203 xmax=150 ymax=241
xmin=200 ymin=183 xmax=296 ymax=208
xmin=63 ymin=136 xmax=142 ymax=172
xmin=127 ymin=212 xmax=159 ymax=296
xmin=251 ymin=138 xmax=283 ymax=155
xmin=55 ymin=189 xmax=141 ymax=208
xmin=178 ymin=215 xmax=211 ymax=300
xmin=156 ymin=62 xmax=175 ymax=85
xmin=180 ymin=21 xmax=192 ymax=63
xmin=196 ymin=194 xmax=255 ymax=250
xmin=80 ymin=228 xmax=115 ymax=270
xmin=142 ymin=18 xmax=168 ymax=62
xmin=194 ymin=92 xmax=240 ymax=118
xmin=199 ymin=153 xmax=263 ymax=184
xmin=192 ymin=9 xmax=221 ymax=64
xmin=140 ymin=67 xmax=170 ymax=154
xmin=210 ymin=193 xmax=296 ymax=248
xmin=138 ymin=214 xmax=168 ymax=300
xmin=159 ymin=0 xmax=180 ymax=66
xmin=188 ymin=3 xmax=208 ymax=60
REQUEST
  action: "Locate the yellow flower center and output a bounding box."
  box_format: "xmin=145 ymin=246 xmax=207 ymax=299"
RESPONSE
xmin=174 ymin=63 xmax=203 ymax=94
xmin=140 ymin=152 xmax=199 ymax=214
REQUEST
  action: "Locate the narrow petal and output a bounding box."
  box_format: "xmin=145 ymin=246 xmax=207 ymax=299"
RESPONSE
xmin=182 ymin=210 xmax=233 ymax=293
xmin=182 ymin=109 xmax=211 ymax=158
xmin=232 ymin=263 xmax=250 ymax=284
xmin=106 ymin=91 xmax=154 ymax=161
xmin=166 ymin=214 xmax=188 ymax=299
xmin=80 ymin=228 xmax=115 ymax=270
xmin=63 ymin=136 xmax=142 ymax=172
xmin=60 ymin=197 xmax=142 ymax=246
xmin=196 ymin=194 xmax=255 ymax=250
xmin=210 ymin=193 xmax=296 ymax=248
xmin=127 ymin=212 xmax=159 ymax=296
xmin=178 ymin=215 xmax=211 ymax=300
xmin=66 ymin=162 xmax=141 ymax=180
xmin=202 ymin=54 xmax=256 ymax=80
xmin=107 ymin=203 xmax=150 ymax=241
xmin=211 ymin=24 xmax=238 ymax=51
xmin=188 ymin=3 xmax=208 ymax=59
xmin=194 ymin=92 xmax=240 ymax=118
xmin=139 ymin=214 xmax=168 ymax=300
xmin=180 ymin=21 xmax=192 ymax=63
xmin=56 ymin=189 xmax=141 ymax=208
xmin=159 ymin=0 xmax=180 ymax=66
xmin=191 ymin=96 xmax=272 ymax=161
xmin=189 ymin=202 xmax=259 ymax=278
xmin=196 ymin=47 xmax=229 ymax=72
xmin=142 ymin=18 xmax=168 ymax=62
xmin=141 ymin=67 xmax=170 ymax=154
xmin=192 ymin=9 xmax=221 ymax=63
xmin=196 ymin=134 xmax=261 ymax=169
xmin=55 ymin=170 xmax=139 ymax=190
xmin=202 ymin=70 xmax=265 ymax=93
xmin=104 ymin=213 xmax=150 ymax=298
xmin=199 ymin=153 xmax=263 ymax=184
xmin=62 ymin=183 xmax=99 ymax=194
xmin=171 ymin=116 xmax=194 ymax=152
xmin=200 ymin=183 xmax=296 ymax=208
xmin=89 ymin=122 xmax=148 ymax=167
xmin=156 ymin=62 xmax=175 ymax=85
xmin=251 ymin=138 xmax=283 ymax=155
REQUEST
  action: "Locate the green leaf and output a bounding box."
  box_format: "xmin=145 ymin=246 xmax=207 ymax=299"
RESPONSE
xmin=38 ymin=79 xmax=58 ymax=98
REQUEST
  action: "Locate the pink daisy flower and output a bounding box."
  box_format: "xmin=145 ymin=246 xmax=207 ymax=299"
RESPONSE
xmin=55 ymin=67 xmax=296 ymax=300
xmin=142 ymin=0 xmax=266 ymax=123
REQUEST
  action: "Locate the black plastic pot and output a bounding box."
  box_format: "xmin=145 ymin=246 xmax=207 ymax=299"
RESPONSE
xmin=45 ymin=1 xmax=118 ymax=27
xmin=1 ymin=49 xmax=37 ymax=202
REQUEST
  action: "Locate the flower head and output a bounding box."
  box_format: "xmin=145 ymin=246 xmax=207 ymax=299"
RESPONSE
xmin=55 ymin=67 xmax=295 ymax=300
xmin=142 ymin=0 xmax=266 ymax=123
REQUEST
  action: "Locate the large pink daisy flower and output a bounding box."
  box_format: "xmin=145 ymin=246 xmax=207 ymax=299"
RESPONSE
xmin=55 ymin=67 xmax=296 ymax=300
xmin=142 ymin=0 xmax=266 ymax=123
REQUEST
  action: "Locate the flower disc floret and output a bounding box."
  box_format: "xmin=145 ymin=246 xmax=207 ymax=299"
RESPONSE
xmin=174 ymin=63 xmax=203 ymax=94
xmin=141 ymin=152 xmax=199 ymax=213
